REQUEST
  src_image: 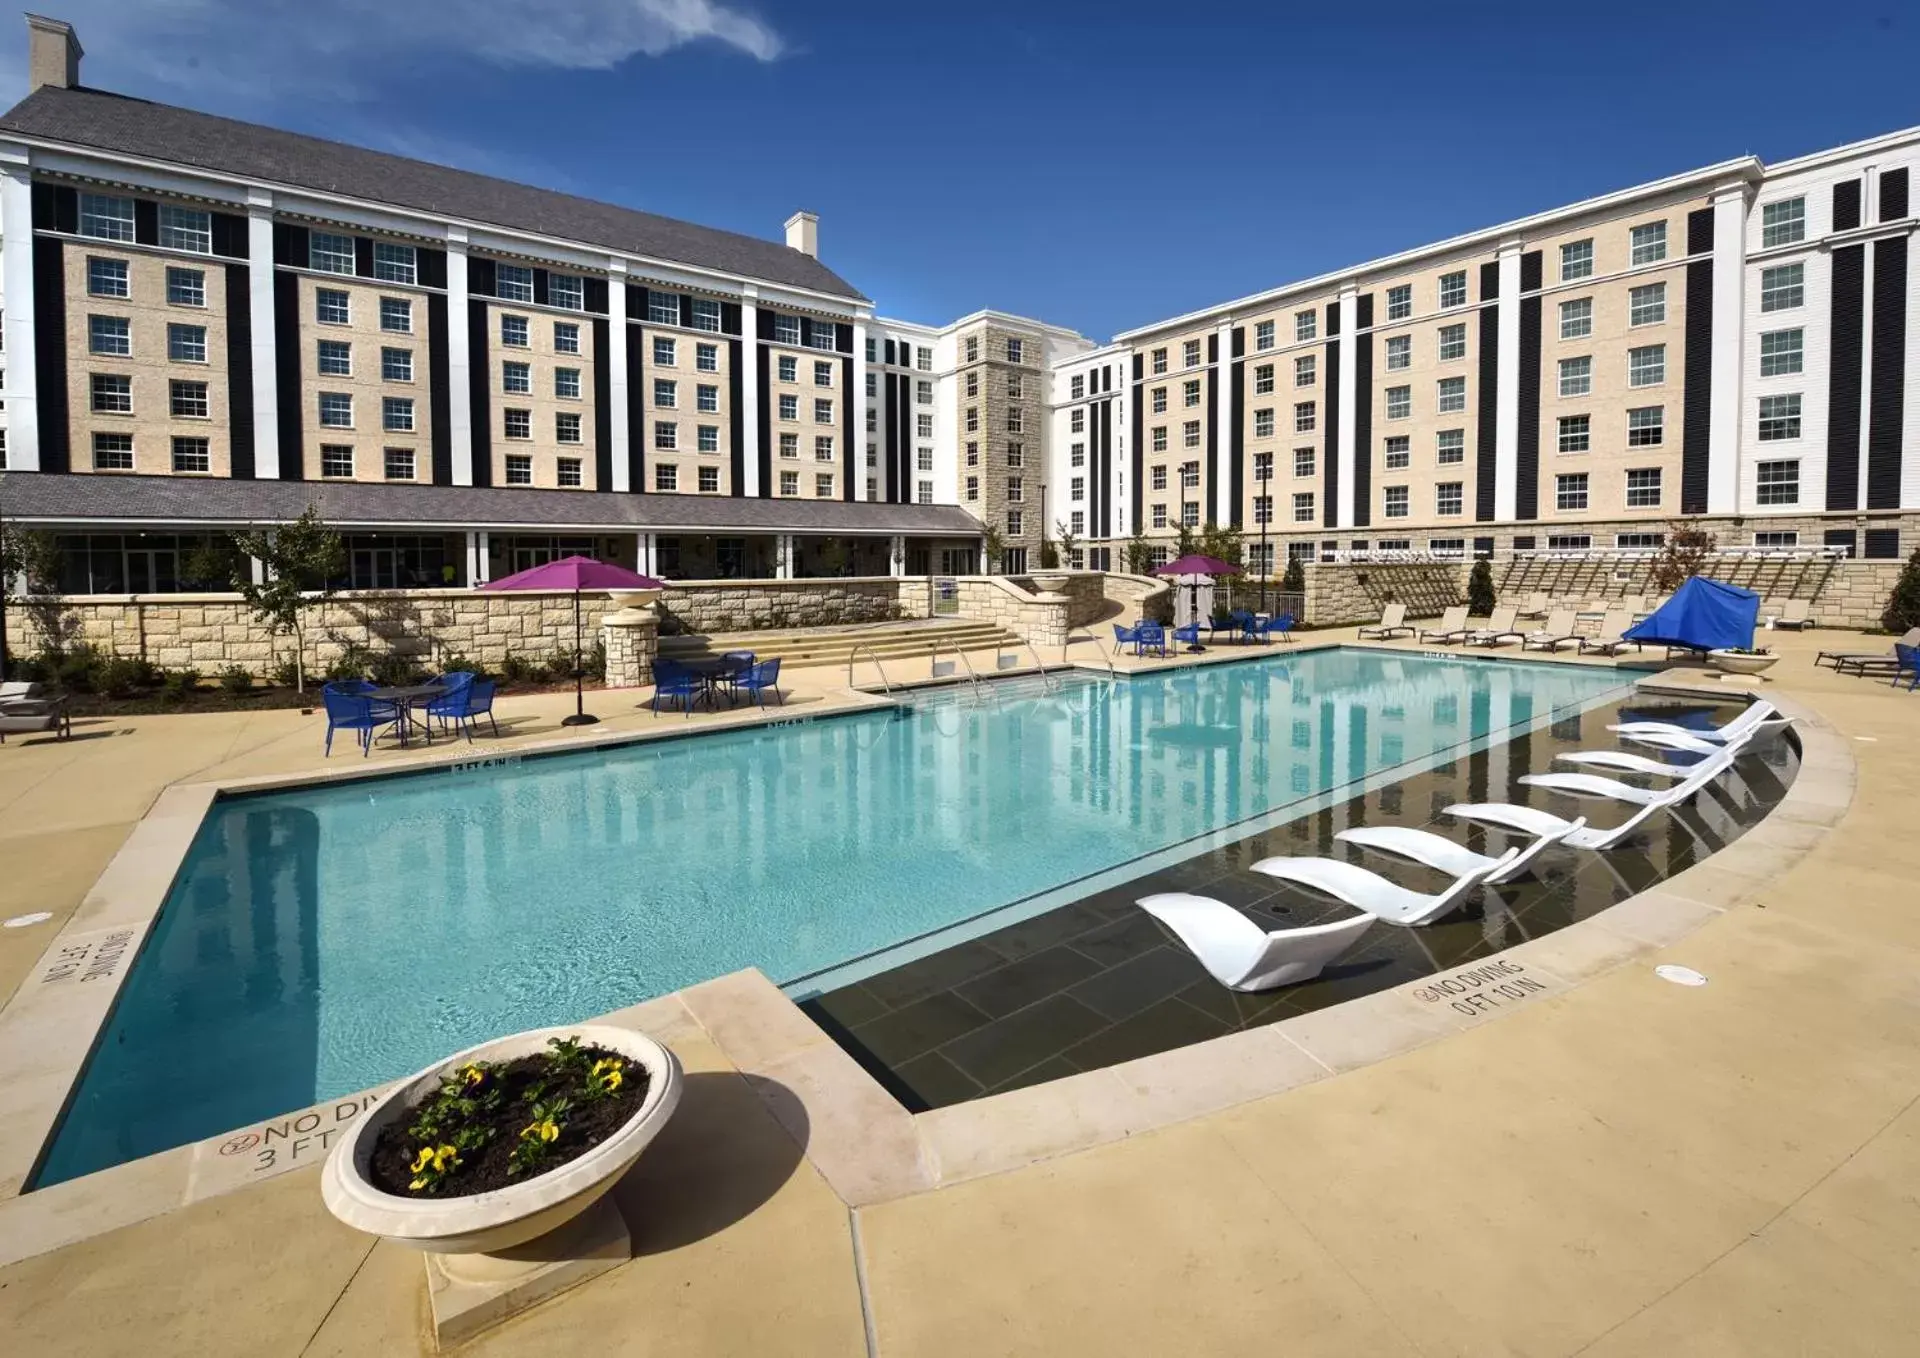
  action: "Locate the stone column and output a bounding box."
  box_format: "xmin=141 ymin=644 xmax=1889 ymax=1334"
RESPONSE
xmin=600 ymin=606 xmax=659 ymax=689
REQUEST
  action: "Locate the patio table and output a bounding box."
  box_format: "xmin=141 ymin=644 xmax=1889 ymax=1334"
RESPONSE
xmin=678 ymin=655 xmax=754 ymax=710
xmin=366 ymin=682 xmax=448 ymax=747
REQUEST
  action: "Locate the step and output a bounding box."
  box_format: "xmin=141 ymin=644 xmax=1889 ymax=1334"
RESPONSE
xmin=657 ymin=621 xmax=1029 ymax=669
xmin=659 ymin=620 xmax=1006 ymax=652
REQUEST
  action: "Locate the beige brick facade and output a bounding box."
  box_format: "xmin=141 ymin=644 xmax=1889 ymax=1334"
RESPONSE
xmin=299 ymin=274 xmax=433 ymax=484
xmin=480 ymin=292 xmax=595 ymax=491
xmin=955 ymin=321 xmax=1047 ymax=561
xmin=765 ymin=341 xmax=841 ymax=500
xmin=639 ymin=322 xmax=732 ymax=496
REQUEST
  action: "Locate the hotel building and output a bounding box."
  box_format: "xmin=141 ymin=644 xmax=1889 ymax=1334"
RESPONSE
xmin=0 ymin=13 xmax=1916 ymax=594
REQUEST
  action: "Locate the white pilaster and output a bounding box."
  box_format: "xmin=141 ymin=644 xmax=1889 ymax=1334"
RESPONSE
xmin=606 ymin=259 xmax=630 ymax=493
xmin=445 ymin=227 xmax=473 ymax=485
xmin=775 ymin=533 xmax=793 ymax=579
xmin=1707 ymin=185 xmax=1748 ymax=514
xmin=740 ymin=291 xmax=759 ymax=496
xmin=852 ymin=318 xmax=869 ymax=504
xmin=889 ymin=534 xmax=906 ymax=576
xmin=473 ymin=530 xmax=491 ymax=583
xmin=247 ymin=194 xmax=280 ymax=479
xmin=1213 ymin=321 xmax=1233 ymax=525
xmin=635 ymin=531 xmax=654 ymax=576
xmin=1494 ymin=243 xmax=1523 ymax=521
xmin=1336 ymin=287 xmax=1358 ymax=529
xmin=463 ymin=531 xmax=481 ymax=586
xmin=1 ymin=158 xmax=39 ymax=469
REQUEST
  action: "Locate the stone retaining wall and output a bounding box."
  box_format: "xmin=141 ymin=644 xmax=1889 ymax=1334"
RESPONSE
xmin=655 ymin=577 xmax=911 ymax=636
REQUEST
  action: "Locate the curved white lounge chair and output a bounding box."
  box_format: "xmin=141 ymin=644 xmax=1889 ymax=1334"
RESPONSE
xmin=1448 ymin=749 xmax=1736 ymax=850
xmin=1136 ymin=894 xmax=1375 ymax=991
xmin=1522 ymin=742 xmax=1741 ymax=804
xmin=1248 ymin=847 xmax=1521 ymax=926
xmin=1336 ymin=818 xmax=1584 ymax=885
xmin=1610 ymin=701 xmax=1781 ymax=745
xmin=1552 ymin=750 xmax=1699 ymax=779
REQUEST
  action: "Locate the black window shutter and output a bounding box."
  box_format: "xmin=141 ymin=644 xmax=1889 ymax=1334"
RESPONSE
xmin=532 ymin=268 xmax=550 ymax=307
xmin=133 ymin=199 xmax=158 ymax=246
xmin=1519 ymin=251 xmax=1543 ymax=293
xmin=1479 ymin=261 xmax=1499 ymax=300
xmin=626 ymin=283 xmax=647 ymax=319
xmin=1686 ymin=207 xmax=1715 ymax=256
xmin=273 ymin=223 xmax=308 ymax=268
xmin=1880 ymin=168 xmax=1909 ymax=222
xmin=581 ymin=277 xmax=607 ymax=314
xmin=354 ymin=237 xmax=374 ymax=278
xmin=721 ymin=301 xmax=741 ymax=335
xmin=1833 ymin=181 xmax=1861 ymax=232
xmin=1823 ymin=528 xmax=1857 ymax=558
xmin=679 ymin=294 xmax=695 ymax=329
xmin=798 ymin=317 xmax=813 ymax=349
xmin=469 ymin=257 xmax=496 ymax=297
xmin=1863 ymin=528 xmax=1901 ymax=559
xmin=417 ymin=248 xmax=447 ymax=291
xmin=1513 ymin=535 xmax=1535 ymax=551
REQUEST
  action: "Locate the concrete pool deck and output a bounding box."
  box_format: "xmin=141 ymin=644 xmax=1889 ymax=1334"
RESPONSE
xmin=1 ymin=627 xmax=1916 ymax=1354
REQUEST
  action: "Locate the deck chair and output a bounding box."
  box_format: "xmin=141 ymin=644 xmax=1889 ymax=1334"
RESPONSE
xmin=1358 ymin=602 xmax=1413 ymax=639
xmin=1773 ymin=599 xmax=1814 ymax=630
xmin=1818 ymin=627 xmax=1920 ymax=673
xmin=1417 ymin=605 xmax=1470 ymax=643
xmin=1609 ymin=700 xmax=1783 ymax=746
xmin=1136 ymin=895 xmax=1375 ymax=991
xmin=1464 ymin=605 xmax=1521 ymax=646
xmin=1520 ymin=610 xmax=1581 ymax=652
xmin=1249 ymin=847 xmax=1521 ymax=927
xmin=1579 ymin=610 xmax=1639 ymax=656
xmin=1516 ymin=592 xmax=1551 ymax=620
xmin=1447 ymin=749 xmax=1738 ymax=851
xmin=1336 ymin=817 xmax=1582 ymax=886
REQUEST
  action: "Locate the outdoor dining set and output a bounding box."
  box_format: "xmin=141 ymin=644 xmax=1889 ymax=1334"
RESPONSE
xmin=321 ymin=673 xmax=499 ymax=756
xmin=1113 ymin=610 xmax=1296 ymax=658
xmin=649 ymin=653 xmax=782 ymax=716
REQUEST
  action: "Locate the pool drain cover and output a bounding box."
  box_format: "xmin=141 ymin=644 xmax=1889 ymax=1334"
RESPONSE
xmin=1655 ymin=964 xmax=1708 ymax=987
xmin=3 ymin=912 xmax=52 ymax=929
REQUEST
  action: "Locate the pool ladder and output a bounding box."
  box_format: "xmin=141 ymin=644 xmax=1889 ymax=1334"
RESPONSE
xmin=1064 ymin=626 xmax=1119 ymax=680
xmin=929 ymin=640 xmax=986 ymax=700
xmin=845 ymin=642 xmax=894 ymax=696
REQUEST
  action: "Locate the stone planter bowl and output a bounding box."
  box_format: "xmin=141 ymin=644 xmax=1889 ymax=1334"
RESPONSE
xmin=1707 ymin=649 xmax=1780 ymax=676
xmin=1029 ymin=573 xmax=1071 ymax=594
xmin=322 ymin=1023 xmax=683 ymax=1258
xmin=606 ymin=588 xmax=664 ymax=611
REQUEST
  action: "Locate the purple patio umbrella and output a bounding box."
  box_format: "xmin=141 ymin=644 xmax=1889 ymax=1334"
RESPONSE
xmin=1153 ymin=554 xmax=1241 ymax=641
xmin=481 ymin=555 xmax=665 ymax=726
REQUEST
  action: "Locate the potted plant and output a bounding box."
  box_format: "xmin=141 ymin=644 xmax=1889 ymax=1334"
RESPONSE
xmin=322 ymin=1023 xmax=682 ymax=1264
xmin=1707 ymin=646 xmax=1779 ymax=676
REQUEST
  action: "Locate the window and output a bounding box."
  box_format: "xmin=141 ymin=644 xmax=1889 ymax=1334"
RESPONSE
xmin=1069 ymin=374 xmax=1085 ymax=400
xmin=1151 ymin=346 xmax=1167 ymax=374
xmin=1252 ymin=495 xmax=1272 ymax=525
xmin=1615 ymin=532 xmax=1664 ymax=549
xmin=1007 ymin=373 xmax=1023 ymax=399
xmin=1251 ymin=319 xmax=1274 ymax=351
xmin=1628 ymin=282 xmax=1666 ymax=326
xmin=557 ymin=457 xmax=583 ymax=488
xmin=1384 ymin=435 xmax=1410 ymax=469
xmin=966 ymin=441 xmax=979 ymax=466
xmin=1254 ymin=408 xmax=1274 ymax=438
xmin=1437 ymin=429 xmax=1465 ymax=464
xmin=1151 ymin=466 xmax=1167 ymax=491
xmin=779 ymin=394 xmax=799 ymax=421
xmin=778 ymin=355 xmax=797 ymax=383
xmin=815 ymin=398 xmax=834 ymax=424
xmin=965 ymin=371 xmax=979 ymax=398
xmin=1385 ymin=335 xmax=1411 ymax=371
xmin=1761 ymin=197 xmax=1805 ymax=249
xmin=1436 ymin=481 xmax=1464 ymax=516
xmin=90 ymin=314 xmax=133 ymax=356
xmin=79 ymin=193 xmax=135 ymax=241
xmin=1183 ymin=339 xmax=1201 ymax=367
xmin=92 ymin=432 xmax=134 ymax=470
xmin=652 ymin=420 xmax=676 ymax=449
xmin=1627 ymin=406 xmax=1664 ymax=446
xmin=1151 ymin=387 xmax=1167 ymax=414
xmin=965 ymin=475 xmax=979 ymax=501
xmin=1560 ymin=239 xmax=1593 ymax=281
xmin=1384 ymin=485 xmax=1410 ymax=518
xmin=1438 ymin=270 xmax=1468 ymax=308
xmin=310 ymin=290 xmax=351 ymax=329
xmin=1006 ymin=337 xmax=1024 ymax=363
xmin=556 ymin=412 xmax=581 ymax=444
xmin=1557 ymin=414 xmax=1591 ymax=453
xmin=1180 ymin=501 xmax=1200 ymax=528
xmin=1758 ymin=393 xmax=1802 ymax=440
xmin=90 ymin=373 xmax=132 ymax=413
xmin=1070 ymin=408 xmax=1085 ymax=434
xmin=1761 ymin=263 xmax=1804 ymax=312
xmin=1436 ymin=376 xmax=1466 ymax=413
xmin=917 ymin=412 xmax=934 ymax=439
xmin=1253 ymin=363 xmax=1274 ymax=396
xmin=496 ymin=265 xmax=533 ymax=303
xmin=549 ymin=275 xmax=585 ymax=312
xmin=1546 ymin=534 xmax=1592 ymax=551
xmin=1385 ymin=386 xmax=1410 ymax=420
xmin=1759 ymin=328 xmax=1803 ymax=376
xmin=310 ymin=232 xmax=355 ymax=275
xmin=1559 ymin=355 xmax=1592 ymax=397
xmin=1625 ymin=467 xmax=1663 ymax=508
xmin=696 ymin=383 xmax=717 ymax=413
xmin=1071 ymin=442 xmax=1085 ymax=467
xmin=1629 ymin=221 xmax=1667 ymax=266
xmin=505 ymin=408 xmax=532 ymax=439
xmin=1560 ymin=297 xmax=1592 ymax=340
xmin=1009 ymin=508 xmax=1028 ymax=535
xmin=1756 ymin=459 xmax=1799 ymax=505
xmin=1179 ymin=460 xmax=1200 ymax=488
xmin=1151 ymin=426 xmax=1167 ymax=452
xmin=1437 ymin=323 xmax=1466 ymax=361
xmin=653 ymin=336 xmax=676 ymax=366
xmin=1005 ymin=441 xmax=1025 ymax=467
xmin=1386 ymin=285 xmax=1412 ymax=321
xmin=1556 ymin=472 xmax=1589 ymax=510
xmin=918 ymin=447 xmax=935 ymax=473
xmin=507 ymin=362 xmax=534 ymax=396
xmin=1293 ymin=491 xmax=1315 ymax=522
xmin=1291 ymin=310 xmax=1317 ymax=343
xmin=162 ymin=323 xmax=205 ymax=364
xmin=1151 ymin=504 xmax=1168 ymax=528
xmin=815 ymin=435 xmax=835 ymax=461
xmin=372 ymin=242 xmax=416 ymax=284
xmin=1005 ymin=475 xmax=1025 ymax=503
xmin=815 ymin=361 xmax=836 ymax=388
xmin=385 ymin=448 xmax=415 ymax=481
xmin=1752 ymin=530 xmax=1799 ymax=549
xmin=87 ymin=257 xmax=129 ymax=297
xmin=168 ymin=436 xmax=210 ymax=473
xmin=320 ymin=444 xmax=354 ymax=478
xmin=318 ymin=339 xmax=353 ymax=376
xmin=556 ymin=367 xmax=581 ymax=399
xmin=493 ymin=453 xmax=528 ymax=485
xmin=779 ymin=432 xmax=798 ymax=458
xmin=1627 ymin=344 xmax=1665 ymax=387
xmin=698 ymin=425 xmax=719 ymax=452
xmin=689 ymin=298 xmax=720 ymax=332
xmin=1295 ymin=401 xmax=1317 ymax=432
xmin=157 ymin=208 xmax=214 ymax=255
xmin=807 ymin=324 xmax=837 ymax=353
xmin=656 ymin=464 xmax=679 ymax=491
xmin=381 ymin=297 xmax=412 ymax=333
xmin=695 ymin=342 xmax=717 ymax=372
xmin=1007 ymin=407 xmax=1023 ymax=433
xmin=500 ymin=314 xmax=529 ymax=348
xmin=650 ymin=294 xmax=681 ymax=326
xmin=383 ymin=397 xmax=414 ymax=432
xmin=916 ymin=346 xmax=933 ymax=371
xmin=967 ymin=336 xmax=981 ymax=363
xmin=170 ymin=379 xmax=208 ymax=418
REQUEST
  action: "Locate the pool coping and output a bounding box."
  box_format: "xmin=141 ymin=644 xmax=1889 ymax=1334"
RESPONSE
xmin=0 ymin=654 xmax=1841 ymax=1265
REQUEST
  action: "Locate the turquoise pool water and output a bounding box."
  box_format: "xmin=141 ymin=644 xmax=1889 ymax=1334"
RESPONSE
xmin=38 ymin=649 xmax=1624 ymax=1184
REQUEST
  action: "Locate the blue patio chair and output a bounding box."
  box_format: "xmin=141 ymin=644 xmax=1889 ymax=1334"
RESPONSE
xmin=1212 ymin=610 xmax=1253 ymax=643
xmin=650 ymin=658 xmax=702 ymax=717
xmin=719 ymin=650 xmax=757 ymax=704
xmin=321 ymin=683 xmax=399 ymax=757
xmin=432 ymin=677 xmax=499 ymax=741
xmin=425 ymin=671 xmax=475 ymax=733
xmin=1135 ymin=621 xmax=1169 ymax=657
xmin=1892 ymin=643 xmax=1920 ymax=692
xmin=734 ymin=657 xmax=784 ymax=707
xmin=1113 ymin=622 xmax=1141 ymax=652
xmin=1269 ymin=612 xmax=1296 ymax=643
xmin=1172 ymin=622 xmax=1203 ymax=650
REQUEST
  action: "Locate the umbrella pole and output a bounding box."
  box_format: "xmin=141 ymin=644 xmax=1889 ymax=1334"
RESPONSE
xmin=562 ymin=588 xmax=599 ymax=726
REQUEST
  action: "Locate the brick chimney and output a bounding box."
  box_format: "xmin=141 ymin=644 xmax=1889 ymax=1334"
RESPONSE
xmin=784 ymin=211 xmax=818 ymax=258
xmin=27 ymin=14 xmax=82 ymax=91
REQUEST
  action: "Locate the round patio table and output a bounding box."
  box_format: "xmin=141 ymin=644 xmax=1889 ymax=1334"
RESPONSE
xmin=678 ymin=655 xmax=753 ymax=709
xmin=366 ymin=682 xmax=448 ymax=747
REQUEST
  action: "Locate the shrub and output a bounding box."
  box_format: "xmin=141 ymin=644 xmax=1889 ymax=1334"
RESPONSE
xmin=269 ymin=654 xmax=302 ymax=689
xmin=435 ymin=653 xmax=491 ymax=683
xmin=218 ymin=665 xmax=254 ymax=696
xmin=96 ymin=655 xmax=158 ymax=698
xmin=499 ymin=653 xmax=539 ymax=685
xmin=1883 ymin=547 xmax=1920 ymax=634
xmin=160 ymin=667 xmax=202 ymax=703
xmin=1280 ymin=556 xmax=1306 ymax=594
xmin=1650 ymin=519 xmax=1717 ymax=593
xmin=366 ymin=650 xmax=422 ymax=688
xmin=324 ymin=643 xmax=374 ymax=683
xmin=1466 ymin=560 xmax=1496 ymax=616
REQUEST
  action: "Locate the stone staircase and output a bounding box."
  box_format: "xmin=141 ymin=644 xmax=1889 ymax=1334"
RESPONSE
xmin=656 ymin=618 xmax=1030 ymax=671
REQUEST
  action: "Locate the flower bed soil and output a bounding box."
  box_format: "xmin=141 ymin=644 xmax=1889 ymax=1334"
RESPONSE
xmin=367 ymin=1045 xmax=650 ymax=1199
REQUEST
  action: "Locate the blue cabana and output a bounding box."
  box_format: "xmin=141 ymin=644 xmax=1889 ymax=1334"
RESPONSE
xmin=1623 ymin=577 xmax=1759 ymax=652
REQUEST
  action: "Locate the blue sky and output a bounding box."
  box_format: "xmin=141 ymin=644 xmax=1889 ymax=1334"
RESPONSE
xmin=8 ymin=1 xmax=1919 ymax=339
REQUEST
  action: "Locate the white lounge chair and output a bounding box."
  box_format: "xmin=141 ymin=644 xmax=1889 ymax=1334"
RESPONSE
xmin=1578 ymin=610 xmax=1639 ymax=656
xmin=1516 ymin=592 xmax=1551 ymax=620
xmin=1249 ymin=847 xmax=1521 ymax=926
xmin=1465 ymin=606 xmax=1522 ymax=647
xmin=1772 ymin=598 xmax=1814 ymax=630
xmin=1417 ymin=605 xmax=1470 ymax=644
xmin=1358 ymin=603 xmax=1413 ymax=639
xmin=1520 ymin=610 xmax=1581 ymax=652
xmin=1553 ymin=750 xmax=1699 ymax=779
xmin=1446 ymin=749 xmax=1737 ymax=851
xmin=1136 ymin=894 xmax=1375 ymax=991
xmin=1336 ymin=818 xmax=1584 ymax=885
xmin=1609 ymin=701 xmax=1784 ymax=747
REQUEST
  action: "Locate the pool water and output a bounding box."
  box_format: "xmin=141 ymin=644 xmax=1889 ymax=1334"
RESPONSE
xmin=38 ymin=649 xmax=1625 ymax=1185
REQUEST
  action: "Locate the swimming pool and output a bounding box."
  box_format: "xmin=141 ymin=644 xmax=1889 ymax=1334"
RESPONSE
xmin=38 ymin=649 xmax=1626 ymax=1184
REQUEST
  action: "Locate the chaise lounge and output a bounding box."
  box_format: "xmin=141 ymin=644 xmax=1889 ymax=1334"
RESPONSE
xmin=1248 ymin=846 xmax=1521 ymax=926
xmin=1136 ymin=894 xmax=1376 ymax=991
xmin=1358 ymin=602 xmax=1414 ymax=640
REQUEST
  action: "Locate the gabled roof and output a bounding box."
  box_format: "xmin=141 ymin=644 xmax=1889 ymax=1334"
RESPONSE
xmin=0 ymin=84 xmax=868 ymax=302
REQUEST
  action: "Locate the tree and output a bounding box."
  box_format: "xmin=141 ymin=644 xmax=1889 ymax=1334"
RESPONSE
xmin=1123 ymin=534 xmax=1155 ymax=575
xmin=981 ymin=525 xmax=1006 ymax=573
xmin=1174 ymin=521 xmax=1199 ymax=558
xmin=1196 ymin=522 xmax=1244 ymax=570
xmin=1466 ymin=559 xmax=1496 ymax=616
xmin=0 ymin=518 xmax=67 ymax=678
xmin=1883 ymin=547 xmax=1920 ymax=634
xmin=1280 ymin=554 xmax=1306 ymax=594
xmin=1054 ymin=518 xmax=1080 ymax=570
xmin=1037 ymin=539 xmax=1060 ymax=569
xmin=1650 ymin=519 xmax=1717 ymax=593
xmin=229 ymin=507 xmax=346 ymax=693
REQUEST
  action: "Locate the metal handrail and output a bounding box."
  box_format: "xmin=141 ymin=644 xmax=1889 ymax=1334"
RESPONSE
xmin=1062 ymin=626 xmax=1117 ymax=680
xmin=1001 ymin=637 xmax=1062 ymax=692
xmin=845 ymin=641 xmax=893 ymax=696
xmin=931 ymin=641 xmax=985 ymax=699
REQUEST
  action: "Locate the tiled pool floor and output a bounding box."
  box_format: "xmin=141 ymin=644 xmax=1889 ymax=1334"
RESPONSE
xmin=800 ymin=694 xmax=1798 ymax=1111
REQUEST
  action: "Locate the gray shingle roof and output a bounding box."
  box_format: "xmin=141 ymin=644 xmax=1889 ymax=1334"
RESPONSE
xmin=0 ymin=85 xmax=867 ymax=302
xmin=0 ymin=472 xmax=982 ymax=537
